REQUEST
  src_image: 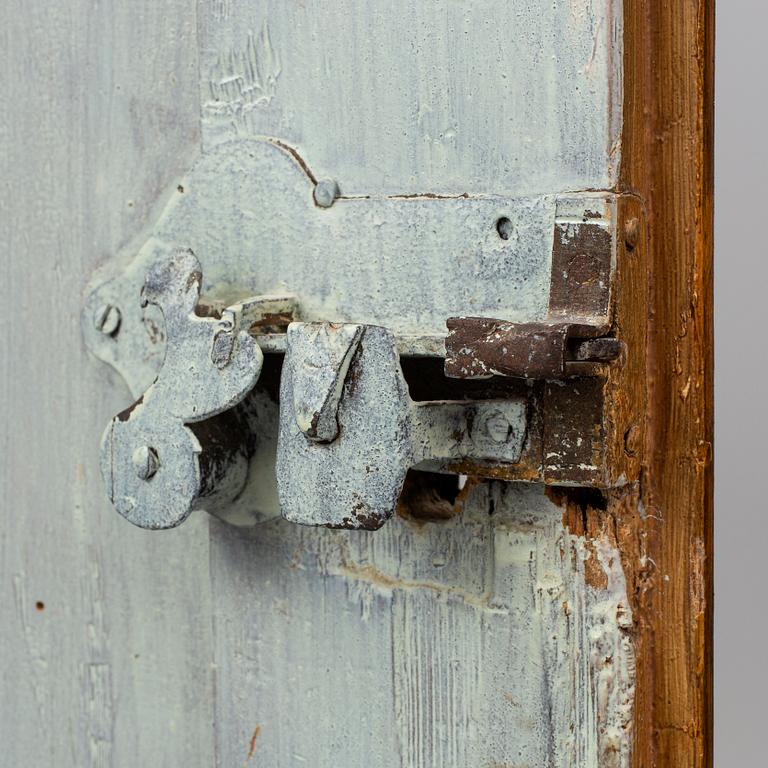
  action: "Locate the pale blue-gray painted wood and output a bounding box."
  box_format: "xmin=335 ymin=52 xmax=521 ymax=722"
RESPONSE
xmin=1 ymin=2 xmax=633 ymax=766
xmin=0 ymin=2 xmax=214 ymax=765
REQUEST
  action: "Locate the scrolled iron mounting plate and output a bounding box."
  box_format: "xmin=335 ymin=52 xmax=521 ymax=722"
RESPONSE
xmin=83 ymin=137 xmax=618 ymax=390
xmin=83 ymin=137 xmax=626 ymax=530
xmin=99 ymin=247 xmax=263 ymax=529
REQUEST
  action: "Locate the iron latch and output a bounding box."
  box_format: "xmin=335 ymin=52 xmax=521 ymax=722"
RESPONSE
xmin=83 ymin=138 xmax=645 ymax=531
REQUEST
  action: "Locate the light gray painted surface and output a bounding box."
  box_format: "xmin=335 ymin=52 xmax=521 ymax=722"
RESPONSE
xmin=210 ymin=484 xmax=634 ymax=767
xmin=1 ymin=1 xmax=632 ymax=765
xmin=0 ymin=2 xmax=214 ymax=765
xmin=199 ymin=0 xmax=623 ymax=196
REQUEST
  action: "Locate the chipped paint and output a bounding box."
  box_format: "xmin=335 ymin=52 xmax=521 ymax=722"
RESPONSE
xmin=209 ymin=483 xmax=634 ymax=766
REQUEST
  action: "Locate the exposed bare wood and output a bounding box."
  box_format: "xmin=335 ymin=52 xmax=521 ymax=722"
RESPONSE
xmin=619 ymin=1 xmax=714 ymax=765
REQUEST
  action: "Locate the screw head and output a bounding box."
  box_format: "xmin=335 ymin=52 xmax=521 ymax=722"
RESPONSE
xmin=132 ymin=445 xmax=159 ymax=481
xmin=314 ymin=179 xmax=339 ymax=208
xmin=624 ymin=217 xmax=640 ymax=250
xmin=483 ymin=410 xmax=512 ymax=443
xmin=93 ymin=304 xmax=122 ymax=336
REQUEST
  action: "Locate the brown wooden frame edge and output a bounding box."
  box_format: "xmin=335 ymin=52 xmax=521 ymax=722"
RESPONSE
xmin=621 ymin=1 xmax=714 ymax=765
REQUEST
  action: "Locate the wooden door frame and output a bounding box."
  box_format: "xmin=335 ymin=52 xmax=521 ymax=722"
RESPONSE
xmin=622 ymin=1 xmax=714 ymax=765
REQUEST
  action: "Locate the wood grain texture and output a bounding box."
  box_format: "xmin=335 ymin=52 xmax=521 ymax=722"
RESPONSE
xmin=619 ymin=1 xmax=714 ymax=765
xmin=0 ymin=2 xmax=215 ymax=765
xmin=198 ymin=0 xmax=623 ymax=196
xmin=209 ymin=484 xmax=635 ymax=767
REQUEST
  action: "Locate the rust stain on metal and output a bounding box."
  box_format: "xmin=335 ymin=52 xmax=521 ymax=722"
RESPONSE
xmin=445 ymin=318 xmax=617 ymax=380
xmin=445 ymin=319 xmax=574 ymax=380
xmin=573 ymin=337 xmax=625 ymax=363
xmin=247 ymin=312 xmax=294 ymax=333
xmin=543 ymin=378 xmax=606 ymax=485
xmin=548 ymin=219 xmax=612 ymax=318
xmin=442 ymin=195 xmax=647 ymax=491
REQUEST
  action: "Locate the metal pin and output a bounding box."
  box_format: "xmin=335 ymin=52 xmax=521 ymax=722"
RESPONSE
xmin=132 ymin=445 xmax=159 ymax=480
xmin=313 ymin=179 xmax=340 ymax=208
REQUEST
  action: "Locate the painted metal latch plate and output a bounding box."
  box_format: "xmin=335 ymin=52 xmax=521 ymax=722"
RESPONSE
xmin=83 ymin=139 xmax=646 ymax=531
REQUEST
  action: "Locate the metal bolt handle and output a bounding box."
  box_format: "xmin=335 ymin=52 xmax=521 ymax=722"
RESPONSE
xmin=100 ymin=247 xmax=264 ymax=529
xmin=277 ymin=323 xmax=528 ymax=530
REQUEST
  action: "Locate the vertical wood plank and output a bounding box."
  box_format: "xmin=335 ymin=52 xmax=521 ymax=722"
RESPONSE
xmin=209 ymin=484 xmax=636 ymax=767
xmin=620 ymin=1 xmax=714 ymax=765
xmin=0 ymin=2 xmax=215 ymax=765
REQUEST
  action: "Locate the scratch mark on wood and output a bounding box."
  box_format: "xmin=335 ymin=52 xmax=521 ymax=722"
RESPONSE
xmin=691 ymin=538 xmax=706 ymax=619
xmin=246 ymin=724 xmax=261 ymax=763
xmin=212 ymin=0 xmax=231 ymax=22
xmin=80 ymin=556 xmax=114 ymax=767
xmin=205 ymin=23 xmax=281 ymax=128
xmin=336 ymin=561 xmax=496 ymax=611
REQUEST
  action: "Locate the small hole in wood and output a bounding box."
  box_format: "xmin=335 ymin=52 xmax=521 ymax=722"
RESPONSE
xmin=496 ymin=216 xmax=513 ymax=240
xmin=35 ymin=601 xmax=45 ymax=612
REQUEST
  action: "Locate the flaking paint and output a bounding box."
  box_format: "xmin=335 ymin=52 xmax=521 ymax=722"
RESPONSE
xmin=208 ymin=483 xmax=635 ymax=766
xmin=1 ymin=0 xmax=635 ymax=764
